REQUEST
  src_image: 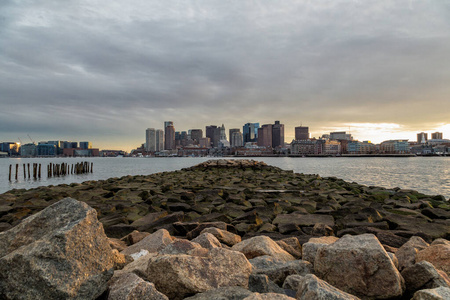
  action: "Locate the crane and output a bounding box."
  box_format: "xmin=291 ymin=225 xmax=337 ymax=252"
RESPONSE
xmin=27 ymin=134 xmax=35 ymax=144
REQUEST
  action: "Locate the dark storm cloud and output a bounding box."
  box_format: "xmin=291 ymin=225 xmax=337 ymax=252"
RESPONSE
xmin=1 ymin=0 xmax=450 ymax=149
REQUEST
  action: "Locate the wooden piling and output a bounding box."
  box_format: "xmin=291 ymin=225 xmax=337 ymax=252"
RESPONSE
xmin=39 ymin=164 xmax=41 ymax=178
xmin=23 ymin=163 xmax=26 ymax=179
xmin=15 ymin=164 xmax=18 ymax=180
xmin=91 ymin=162 xmax=93 ymax=173
xmin=9 ymin=164 xmax=12 ymax=181
xmin=27 ymin=163 xmax=30 ymax=178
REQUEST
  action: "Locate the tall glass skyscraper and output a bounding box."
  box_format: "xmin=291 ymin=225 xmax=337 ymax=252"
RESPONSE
xmin=243 ymin=123 xmax=259 ymax=144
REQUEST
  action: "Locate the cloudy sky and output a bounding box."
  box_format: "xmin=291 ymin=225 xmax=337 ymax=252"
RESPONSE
xmin=1 ymin=0 xmax=450 ymax=151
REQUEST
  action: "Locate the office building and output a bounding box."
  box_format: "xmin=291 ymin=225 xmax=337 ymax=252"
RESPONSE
xmin=417 ymin=132 xmax=428 ymax=144
xmin=330 ymin=132 xmax=353 ymax=141
xmin=295 ymin=126 xmax=309 ymax=140
xmin=243 ymin=123 xmax=259 ymax=143
xmin=272 ymin=120 xmax=285 ymax=148
xmin=431 ymin=132 xmax=443 ymax=140
xmin=79 ymin=142 xmax=92 ymax=149
xmin=230 ymin=131 xmax=243 ymax=148
xmin=199 ymin=137 xmax=211 ymax=148
xmin=190 ymin=129 xmax=203 ymax=144
xmin=257 ymin=124 xmax=273 ymax=147
xmin=220 ymin=124 xmax=227 ymax=141
xmin=164 ymin=121 xmax=175 ymax=150
xmin=20 ymin=143 xmax=36 ymax=156
xmin=206 ymin=125 xmax=221 ymax=148
xmin=36 ymin=144 xmax=57 ymax=156
xmin=145 ymin=128 xmax=156 ymax=152
xmin=156 ymin=129 xmax=164 ymax=151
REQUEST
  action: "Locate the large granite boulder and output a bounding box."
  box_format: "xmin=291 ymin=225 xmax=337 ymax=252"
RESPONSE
xmin=184 ymin=286 xmax=253 ymax=300
xmin=416 ymin=243 xmax=450 ymax=276
xmin=200 ymin=227 xmax=242 ymax=246
xmin=314 ymin=234 xmax=405 ymax=299
xmin=302 ymin=236 xmax=339 ymax=264
xmin=242 ymin=293 xmax=295 ymax=300
xmin=296 ymin=274 xmax=361 ymax=300
xmin=0 ymin=198 xmax=114 ymax=299
xmin=108 ymin=273 xmax=168 ymax=300
xmin=146 ymin=247 xmax=252 ymax=300
xmin=232 ymin=235 xmax=295 ymax=261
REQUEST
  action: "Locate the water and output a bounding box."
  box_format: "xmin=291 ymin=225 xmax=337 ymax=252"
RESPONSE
xmin=0 ymin=157 xmax=449 ymax=200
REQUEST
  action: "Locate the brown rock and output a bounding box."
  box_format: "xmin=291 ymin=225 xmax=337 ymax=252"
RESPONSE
xmin=120 ymin=230 xmax=150 ymax=246
xmin=192 ymin=232 xmax=222 ymax=249
xmin=201 ymin=227 xmax=242 ymax=246
xmin=401 ymin=261 xmax=450 ymax=295
xmin=108 ymin=273 xmax=168 ymax=300
xmin=412 ymin=286 xmax=450 ymax=300
xmin=296 ymin=274 xmax=361 ymax=300
xmin=276 ymin=240 xmax=302 ymax=259
xmin=243 ymin=293 xmax=296 ymax=300
xmin=120 ymin=228 xmax=173 ymax=256
xmin=302 ymin=236 xmax=339 ymax=264
xmin=273 ymin=214 xmax=335 ymax=228
xmin=232 ymin=236 xmax=295 ymax=261
xmin=160 ymin=239 xmax=202 ymax=255
xmin=417 ymin=244 xmax=450 ymax=276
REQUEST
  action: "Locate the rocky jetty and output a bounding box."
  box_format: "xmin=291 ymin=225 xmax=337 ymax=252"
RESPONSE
xmin=0 ymin=159 xmax=449 ymax=299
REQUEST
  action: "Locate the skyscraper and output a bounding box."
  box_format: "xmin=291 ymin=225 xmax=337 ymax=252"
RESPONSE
xmin=295 ymin=126 xmax=309 ymax=140
xmin=145 ymin=128 xmax=156 ymax=151
xmin=220 ymin=124 xmax=227 ymax=141
xmin=431 ymin=132 xmax=443 ymax=140
xmin=190 ymin=129 xmax=203 ymax=144
xmin=417 ymin=132 xmax=428 ymax=144
xmin=156 ymin=129 xmax=164 ymax=151
xmin=257 ymin=124 xmax=273 ymax=147
xmin=206 ymin=125 xmax=220 ymax=148
xmin=243 ymin=123 xmax=259 ymax=143
xmin=164 ymin=121 xmax=175 ymax=150
xmin=231 ymin=131 xmax=243 ymax=148
xmin=272 ymin=120 xmax=285 ymax=148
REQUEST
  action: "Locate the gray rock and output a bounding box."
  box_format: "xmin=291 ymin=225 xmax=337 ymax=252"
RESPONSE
xmin=243 ymin=293 xmax=296 ymax=300
xmin=0 ymin=198 xmax=114 ymax=300
xmin=412 ymin=286 xmax=450 ymax=300
xmin=273 ymin=214 xmax=335 ymax=228
xmin=416 ymin=244 xmax=450 ymax=276
xmin=201 ymin=227 xmax=242 ymax=246
xmin=402 ymin=261 xmax=450 ymax=295
xmin=282 ymin=274 xmax=304 ymax=291
xmin=108 ymin=273 xmax=168 ymax=300
xmin=396 ymin=236 xmax=430 ymax=271
xmin=184 ymin=286 xmax=253 ymax=300
xmin=296 ymin=274 xmax=361 ymax=300
xmin=249 ymin=274 xmax=286 ymax=294
xmin=249 ymin=255 xmax=313 ymax=285
xmin=314 ymin=234 xmax=405 ymax=299
xmin=146 ymin=248 xmax=252 ymax=300
xmin=302 ymin=236 xmax=339 ymax=264
xmin=159 ymin=239 xmax=202 ymax=255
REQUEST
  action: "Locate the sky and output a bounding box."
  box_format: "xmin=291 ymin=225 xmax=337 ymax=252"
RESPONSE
xmin=1 ymin=0 xmax=450 ymax=151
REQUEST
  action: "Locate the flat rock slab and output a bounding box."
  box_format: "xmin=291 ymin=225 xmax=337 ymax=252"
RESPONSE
xmin=273 ymin=214 xmax=335 ymax=228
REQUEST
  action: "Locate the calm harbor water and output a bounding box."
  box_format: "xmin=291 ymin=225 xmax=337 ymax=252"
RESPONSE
xmin=0 ymin=157 xmax=449 ymax=200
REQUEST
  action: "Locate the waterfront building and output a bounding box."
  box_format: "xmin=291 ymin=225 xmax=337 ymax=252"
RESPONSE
xmin=257 ymin=124 xmax=273 ymax=147
xmin=272 ymin=120 xmax=285 ymax=148
xmin=79 ymin=142 xmax=92 ymax=149
xmin=431 ymin=132 xmax=443 ymax=140
xmin=20 ymin=143 xmax=36 ymax=156
xmin=417 ymin=132 xmax=428 ymax=144
xmin=347 ymin=141 xmax=376 ymax=154
xmin=330 ymin=132 xmax=353 ymax=141
xmin=164 ymin=122 xmax=175 ymax=150
xmin=145 ymin=128 xmax=157 ymax=152
xmin=295 ymin=126 xmax=309 ymax=140
xmin=230 ymin=131 xmax=243 ymax=148
xmin=291 ymin=140 xmax=324 ymax=155
xmin=324 ymin=140 xmax=341 ymax=155
xmin=206 ymin=125 xmax=220 ymax=148
xmin=0 ymin=142 xmax=20 ymax=156
xmin=380 ymin=140 xmax=410 ymax=154
xmin=156 ymin=129 xmax=164 ymax=152
xmin=36 ymin=144 xmax=57 ymax=156
xmin=243 ymin=123 xmax=259 ymax=143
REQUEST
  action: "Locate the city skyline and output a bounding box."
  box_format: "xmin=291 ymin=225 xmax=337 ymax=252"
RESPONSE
xmin=1 ymin=1 xmax=450 ymax=152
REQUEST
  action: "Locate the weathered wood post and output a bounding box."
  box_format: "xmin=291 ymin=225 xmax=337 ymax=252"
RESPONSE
xmin=9 ymin=164 xmax=12 ymax=181
xmin=38 ymin=164 xmax=41 ymax=178
xmin=23 ymin=163 xmax=26 ymax=179
xmin=27 ymin=163 xmax=31 ymax=178
xmin=91 ymin=162 xmax=93 ymax=173
xmin=15 ymin=164 xmax=18 ymax=180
